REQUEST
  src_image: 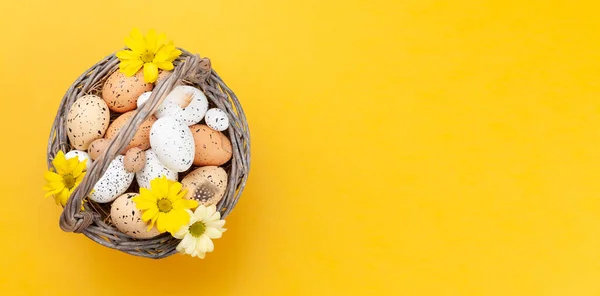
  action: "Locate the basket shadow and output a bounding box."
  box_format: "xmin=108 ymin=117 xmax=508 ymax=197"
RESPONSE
xmin=85 ymin=211 xmax=247 ymax=294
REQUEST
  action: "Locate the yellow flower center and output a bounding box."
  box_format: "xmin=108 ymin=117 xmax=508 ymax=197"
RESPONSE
xmin=63 ymin=174 xmax=76 ymax=189
xmin=157 ymin=199 xmax=172 ymax=213
xmin=189 ymin=221 xmax=206 ymax=237
xmin=141 ymin=51 xmax=155 ymax=63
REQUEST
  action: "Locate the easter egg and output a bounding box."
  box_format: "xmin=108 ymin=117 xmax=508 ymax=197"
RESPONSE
xmin=136 ymin=91 xmax=152 ymax=108
xmin=204 ymin=108 xmax=229 ymax=131
xmin=155 ymin=85 xmax=208 ymax=126
xmin=124 ymin=147 xmax=146 ymax=173
xmin=149 ymin=116 xmax=195 ymax=172
xmin=102 ymin=70 xmax=153 ymax=113
xmin=66 ymin=95 xmax=110 ymax=150
xmin=181 ymin=166 xmax=228 ymax=206
xmin=87 ymin=138 xmax=110 ymax=160
xmin=136 ymin=149 xmax=178 ymax=189
xmin=110 ymin=193 xmax=161 ymax=239
xmin=190 ymin=124 xmax=232 ymax=166
xmin=89 ymin=155 xmax=134 ymax=203
xmin=105 ymin=111 xmax=157 ymax=152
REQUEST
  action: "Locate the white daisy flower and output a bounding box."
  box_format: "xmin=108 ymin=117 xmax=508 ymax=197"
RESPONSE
xmin=173 ymin=205 xmax=226 ymax=258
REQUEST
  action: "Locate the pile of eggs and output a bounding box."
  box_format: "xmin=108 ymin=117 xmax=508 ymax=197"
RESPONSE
xmin=64 ymin=70 xmax=232 ymax=239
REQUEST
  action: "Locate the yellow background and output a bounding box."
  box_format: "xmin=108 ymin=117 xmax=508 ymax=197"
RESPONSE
xmin=1 ymin=0 xmax=600 ymax=295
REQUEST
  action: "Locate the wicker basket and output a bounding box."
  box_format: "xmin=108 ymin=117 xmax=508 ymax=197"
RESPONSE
xmin=46 ymin=50 xmax=251 ymax=259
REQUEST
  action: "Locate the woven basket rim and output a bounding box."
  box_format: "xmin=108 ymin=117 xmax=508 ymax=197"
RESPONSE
xmin=46 ymin=49 xmax=251 ymax=259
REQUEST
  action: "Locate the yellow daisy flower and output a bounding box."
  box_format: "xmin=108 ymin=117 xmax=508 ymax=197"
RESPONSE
xmin=43 ymin=151 xmax=87 ymax=206
xmin=133 ymin=176 xmax=198 ymax=234
xmin=116 ymin=28 xmax=182 ymax=83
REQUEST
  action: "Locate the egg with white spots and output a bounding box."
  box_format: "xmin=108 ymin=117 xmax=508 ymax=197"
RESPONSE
xmin=65 ymin=150 xmax=92 ymax=171
xmin=155 ymin=85 xmax=208 ymax=126
xmin=204 ymin=108 xmax=229 ymax=131
xmin=149 ymin=116 xmax=195 ymax=172
xmin=110 ymin=193 xmax=161 ymax=239
xmin=181 ymin=166 xmax=228 ymax=206
xmin=89 ymin=155 xmax=134 ymax=203
xmin=66 ymin=95 xmax=110 ymax=150
xmin=136 ymin=149 xmax=178 ymax=188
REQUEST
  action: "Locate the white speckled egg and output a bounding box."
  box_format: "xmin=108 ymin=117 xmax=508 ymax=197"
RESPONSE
xmin=136 ymin=91 xmax=152 ymax=108
xmin=181 ymin=166 xmax=228 ymax=206
xmin=110 ymin=193 xmax=161 ymax=239
xmin=149 ymin=117 xmax=195 ymax=172
xmin=65 ymin=150 xmax=92 ymax=171
xmin=205 ymin=108 xmax=229 ymax=131
xmin=89 ymin=155 xmax=134 ymax=203
xmin=66 ymin=95 xmax=110 ymax=150
xmin=136 ymin=149 xmax=178 ymax=188
xmin=155 ymin=85 xmax=208 ymax=126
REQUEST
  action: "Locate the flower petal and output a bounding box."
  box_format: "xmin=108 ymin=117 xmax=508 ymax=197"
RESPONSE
xmin=55 ymin=189 xmax=70 ymax=206
xmin=143 ymin=63 xmax=159 ymax=83
xmin=179 ymin=234 xmax=196 ymax=254
xmin=194 ymin=250 xmax=206 ymax=259
xmin=72 ymin=161 xmax=85 ymax=178
xmin=154 ymin=43 xmax=181 ymax=63
xmin=198 ymin=235 xmax=214 ymax=252
xmin=124 ymin=28 xmax=146 ymax=53
xmin=116 ymin=49 xmax=140 ymax=60
xmin=44 ymin=171 xmax=62 ymax=182
xmin=154 ymin=60 xmax=174 ymax=71
xmin=52 ymin=151 xmax=70 ymax=175
xmin=207 ymin=220 xmax=226 ymax=229
xmin=167 ymin=181 xmax=183 ymax=201
xmin=173 ymin=225 xmax=189 ymax=239
xmin=141 ymin=207 xmax=159 ymax=222
xmin=164 ymin=210 xmax=191 ymax=233
xmin=120 ymin=61 xmax=143 ymax=77
xmin=193 ymin=205 xmax=208 ymax=220
xmin=172 ymin=198 xmax=197 ymax=211
xmin=146 ymin=29 xmax=158 ymax=52
xmin=204 ymin=227 xmax=224 ymax=239
xmin=155 ymin=212 xmax=167 ymax=233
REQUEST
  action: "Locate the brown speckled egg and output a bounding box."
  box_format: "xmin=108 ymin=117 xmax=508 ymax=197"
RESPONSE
xmin=156 ymin=70 xmax=172 ymax=84
xmin=66 ymin=95 xmax=110 ymax=150
xmin=88 ymin=138 xmax=110 ymax=160
xmin=110 ymin=193 xmax=160 ymax=239
xmin=190 ymin=124 xmax=232 ymax=166
xmin=105 ymin=111 xmax=157 ymax=152
xmin=102 ymin=70 xmax=153 ymax=112
xmin=124 ymin=147 xmax=146 ymax=173
xmin=181 ymin=166 xmax=228 ymax=206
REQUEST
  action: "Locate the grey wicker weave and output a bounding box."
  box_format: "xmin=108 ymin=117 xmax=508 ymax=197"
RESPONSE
xmin=46 ymin=50 xmax=250 ymax=259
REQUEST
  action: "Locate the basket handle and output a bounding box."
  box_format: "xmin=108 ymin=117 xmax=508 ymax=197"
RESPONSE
xmin=59 ymin=53 xmax=211 ymax=233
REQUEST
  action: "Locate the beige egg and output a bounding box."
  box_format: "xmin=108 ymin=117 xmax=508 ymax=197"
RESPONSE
xmin=190 ymin=124 xmax=233 ymax=166
xmin=110 ymin=193 xmax=161 ymax=239
xmin=102 ymin=70 xmax=153 ymax=113
xmin=66 ymin=95 xmax=110 ymax=150
xmin=88 ymin=138 xmax=110 ymax=160
xmin=124 ymin=147 xmax=146 ymax=173
xmin=105 ymin=111 xmax=157 ymax=152
xmin=181 ymin=166 xmax=228 ymax=206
